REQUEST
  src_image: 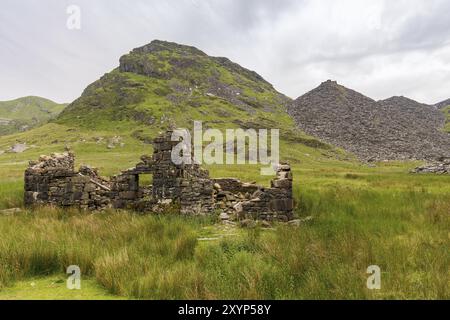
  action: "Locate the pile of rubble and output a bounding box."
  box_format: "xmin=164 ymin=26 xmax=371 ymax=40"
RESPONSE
xmin=411 ymin=158 xmax=450 ymax=174
xmin=28 ymin=152 xmax=75 ymax=172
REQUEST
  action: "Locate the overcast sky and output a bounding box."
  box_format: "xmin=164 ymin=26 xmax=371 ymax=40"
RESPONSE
xmin=1 ymin=0 xmax=450 ymax=104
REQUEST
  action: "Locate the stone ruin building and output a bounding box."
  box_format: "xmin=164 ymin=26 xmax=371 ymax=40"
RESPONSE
xmin=24 ymin=131 xmax=294 ymax=221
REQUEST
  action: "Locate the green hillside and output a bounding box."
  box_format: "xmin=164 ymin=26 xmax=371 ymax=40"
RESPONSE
xmin=0 ymin=96 xmax=66 ymax=135
xmin=57 ymin=40 xmax=297 ymax=134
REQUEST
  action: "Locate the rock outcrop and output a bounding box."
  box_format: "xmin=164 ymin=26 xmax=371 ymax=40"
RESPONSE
xmin=288 ymin=80 xmax=450 ymax=161
xmin=9 ymin=143 xmax=29 ymax=153
xmin=411 ymin=157 xmax=450 ymax=174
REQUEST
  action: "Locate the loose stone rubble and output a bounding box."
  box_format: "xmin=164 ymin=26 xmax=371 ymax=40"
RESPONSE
xmin=411 ymin=157 xmax=450 ymax=175
xmin=24 ymin=130 xmax=294 ymax=221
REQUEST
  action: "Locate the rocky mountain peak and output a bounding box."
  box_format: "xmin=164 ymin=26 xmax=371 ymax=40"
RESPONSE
xmin=379 ymin=96 xmax=429 ymax=108
xmin=299 ymin=80 xmax=376 ymax=112
xmin=312 ymin=80 xmax=343 ymax=95
xmin=118 ymin=40 xmax=273 ymax=88
xmin=126 ymin=40 xmax=208 ymax=58
xmin=58 ymin=40 xmax=291 ymax=131
xmin=318 ymin=79 xmax=339 ymax=88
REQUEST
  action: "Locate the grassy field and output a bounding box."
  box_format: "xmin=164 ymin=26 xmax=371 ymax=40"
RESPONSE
xmin=0 ymin=276 xmax=123 ymax=300
xmin=0 ymin=125 xmax=448 ymax=300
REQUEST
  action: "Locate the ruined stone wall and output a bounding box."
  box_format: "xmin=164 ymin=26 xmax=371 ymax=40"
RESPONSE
xmin=179 ymin=178 xmax=214 ymax=215
xmin=110 ymin=154 xmax=153 ymax=210
xmin=152 ymin=132 xmax=182 ymax=200
xmin=110 ymin=173 xmax=139 ymax=209
xmin=24 ymin=153 xmax=112 ymax=210
xmin=25 ymin=153 xmax=74 ymax=206
xmin=152 ymin=131 xmax=214 ymax=215
xmin=24 ymin=131 xmax=294 ymax=220
xmin=241 ymin=164 xmax=293 ymax=221
xmin=213 ymin=163 xmax=293 ymax=221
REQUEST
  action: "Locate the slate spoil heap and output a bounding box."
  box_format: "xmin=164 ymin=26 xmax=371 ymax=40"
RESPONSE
xmin=288 ymin=80 xmax=450 ymax=161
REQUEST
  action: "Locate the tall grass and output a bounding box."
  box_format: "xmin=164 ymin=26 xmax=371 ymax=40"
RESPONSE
xmin=0 ymin=182 xmax=448 ymax=299
xmin=0 ymin=180 xmax=22 ymax=210
xmin=193 ymin=185 xmax=449 ymax=299
xmin=0 ymin=208 xmax=210 ymax=298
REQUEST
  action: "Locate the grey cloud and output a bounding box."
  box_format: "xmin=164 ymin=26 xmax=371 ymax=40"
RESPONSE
xmin=383 ymin=0 xmax=450 ymax=51
xmin=0 ymin=0 xmax=449 ymax=104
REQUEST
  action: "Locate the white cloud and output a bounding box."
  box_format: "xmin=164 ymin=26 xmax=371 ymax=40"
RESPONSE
xmin=0 ymin=0 xmax=449 ymax=104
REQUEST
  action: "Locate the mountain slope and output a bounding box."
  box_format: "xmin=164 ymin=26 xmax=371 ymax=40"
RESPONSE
xmin=57 ymin=40 xmax=294 ymax=136
xmin=443 ymin=106 xmax=450 ymax=133
xmin=0 ymin=96 xmax=66 ymax=135
xmin=287 ymin=80 xmax=450 ymax=161
xmin=435 ymin=98 xmax=450 ymax=110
